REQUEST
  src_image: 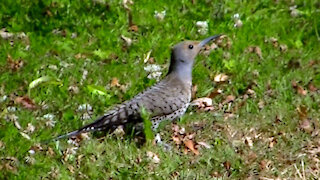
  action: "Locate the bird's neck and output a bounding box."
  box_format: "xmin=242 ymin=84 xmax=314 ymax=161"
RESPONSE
xmin=167 ymin=56 xmax=194 ymax=84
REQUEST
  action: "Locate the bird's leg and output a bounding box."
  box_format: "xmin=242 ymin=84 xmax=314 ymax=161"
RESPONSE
xmin=154 ymin=133 xmax=172 ymax=151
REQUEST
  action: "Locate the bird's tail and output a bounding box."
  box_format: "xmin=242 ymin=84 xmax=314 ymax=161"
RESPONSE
xmin=51 ymin=130 xmax=82 ymax=141
xmin=47 ymin=112 xmax=119 ymax=142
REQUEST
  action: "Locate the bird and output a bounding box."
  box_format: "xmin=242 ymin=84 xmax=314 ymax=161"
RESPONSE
xmin=53 ymin=35 xmax=221 ymax=141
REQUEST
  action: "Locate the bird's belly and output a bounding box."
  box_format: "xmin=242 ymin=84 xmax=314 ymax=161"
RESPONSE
xmin=150 ymin=103 xmax=189 ymax=130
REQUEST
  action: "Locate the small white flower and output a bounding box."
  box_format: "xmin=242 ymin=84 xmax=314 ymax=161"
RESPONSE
xmin=43 ymin=114 xmax=55 ymax=121
xmin=144 ymin=64 xmax=162 ymax=81
xmin=77 ymin=104 xmax=92 ymax=112
xmin=0 ymin=95 xmax=7 ymax=102
xmin=144 ymin=64 xmax=161 ymax=72
xmin=43 ymin=114 xmax=56 ymax=128
xmin=154 ymin=10 xmax=166 ymax=21
xmin=25 ymin=123 xmax=35 ymax=133
xmin=7 ymin=106 xmax=17 ymax=112
xmin=45 ymin=119 xmax=56 ymax=128
xmin=25 ymin=156 xmax=35 ymax=164
xmin=81 ymin=112 xmax=91 ymax=120
xmin=28 ymin=149 xmax=35 ymax=155
xmin=196 ymin=21 xmax=208 ymax=35
xmin=233 ymin=13 xmax=240 ymax=19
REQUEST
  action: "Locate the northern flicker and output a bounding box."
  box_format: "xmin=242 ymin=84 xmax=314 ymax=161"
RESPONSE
xmin=53 ymin=35 xmax=221 ymax=141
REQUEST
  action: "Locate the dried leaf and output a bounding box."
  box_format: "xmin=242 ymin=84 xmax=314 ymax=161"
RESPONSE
xmin=297 ymin=86 xmax=307 ymax=95
xmin=214 ymin=73 xmax=228 ymax=82
xmin=7 ymin=55 xmax=24 ymax=71
xmin=291 ymin=81 xmax=307 ymax=95
xmin=279 ymin=44 xmax=288 ymax=52
xmin=24 ymin=123 xmax=35 ymax=133
xmin=74 ymin=53 xmax=86 ymax=59
xmin=270 ymin=37 xmax=279 ymax=48
xmin=308 ymin=82 xmax=318 ymax=92
xmin=190 ymin=97 xmax=212 ymax=108
xmin=20 ymin=132 xmax=31 ymax=140
xmin=300 ymin=119 xmax=313 ymax=133
xmin=68 ymin=165 xmax=75 ymax=174
xmin=46 ymin=147 xmax=55 ymax=156
xmin=191 ymin=85 xmax=197 ymax=99
xmin=146 ymin=151 xmax=160 ymax=163
xmin=122 ymin=0 xmax=133 ymax=10
xmin=297 ymin=106 xmax=308 ymax=120
xmin=222 ymin=95 xmax=235 ymax=104
xmin=0 ymin=29 xmax=14 ymax=39
xmin=15 ymin=96 xmax=37 ymax=110
xmin=13 ymin=119 xmax=22 ymax=130
xmin=172 ymin=135 xmax=181 ymax=145
xmin=223 ymin=161 xmax=231 ymax=170
xmin=110 ymin=77 xmax=120 ymax=87
xmin=208 ymin=89 xmax=223 ymax=98
xmin=29 ymin=76 xmax=61 ymax=90
xmin=68 ymin=85 xmax=79 ymax=94
xmin=268 ymin=137 xmax=277 ymax=148
xmin=247 ymin=46 xmax=262 ymax=59
xmin=143 ymin=50 xmax=152 ymax=63
xmin=260 ymin=160 xmax=267 ymax=170
xmin=129 ymin=25 xmax=138 ymax=32
xmin=183 ymin=139 xmax=199 ymax=155
xmin=198 ymin=141 xmax=211 ymax=149
xmin=121 ymin=35 xmax=133 ymax=46
xmin=244 ymin=137 xmax=253 ymax=147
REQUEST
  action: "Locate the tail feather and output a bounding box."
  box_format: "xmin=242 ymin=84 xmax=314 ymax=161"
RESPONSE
xmin=49 ymin=113 xmax=118 ymax=142
xmin=52 ymin=130 xmax=82 ymax=141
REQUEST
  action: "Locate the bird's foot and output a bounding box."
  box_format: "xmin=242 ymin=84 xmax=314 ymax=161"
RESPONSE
xmin=154 ymin=133 xmax=172 ymax=151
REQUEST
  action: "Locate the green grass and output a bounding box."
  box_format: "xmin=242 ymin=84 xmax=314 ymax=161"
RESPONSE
xmin=1 ymin=0 xmax=320 ymax=179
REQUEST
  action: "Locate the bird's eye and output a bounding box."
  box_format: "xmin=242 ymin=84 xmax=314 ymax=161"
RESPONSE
xmin=188 ymin=44 xmax=194 ymax=49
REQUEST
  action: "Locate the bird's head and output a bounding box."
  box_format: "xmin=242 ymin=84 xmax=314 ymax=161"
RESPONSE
xmin=168 ymin=35 xmax=221 ymax=76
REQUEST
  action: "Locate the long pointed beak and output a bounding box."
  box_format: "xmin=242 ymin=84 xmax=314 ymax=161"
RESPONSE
xmin=198 ymin=35 xmax=222 ymax=47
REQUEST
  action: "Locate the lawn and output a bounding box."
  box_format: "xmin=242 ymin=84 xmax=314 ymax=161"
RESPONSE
xmin=1 ymin=0 xmax=320 ymax=179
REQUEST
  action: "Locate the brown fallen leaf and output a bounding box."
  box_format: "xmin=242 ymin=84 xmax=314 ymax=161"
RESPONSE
xmin=7 ymin=55 xmax=24 ymax=71
xmin=121 ymin=35 xmax=133 ymax=46
xmin=74 ymin=53 xmax=86 ymax=59
xmin=279 ymin=44 xmax=288 ymax=52
xmin=191 ymin=85 xmax=197 ymax=99
xmin=214 ymin=73 xmax=228 ymax=82
xmin=183 ymin=139 xmax=199 ymax=155
xmin=268 ymin=137 xmax=277 ymax=148
xmin=110 ymin=77 xmax=120 ymax=87
xmin=207 ymin=88 xmax=223 ymax=98
xmin=247 ymin=46 xmax=262 ymax=59
xmin=223 ymin=161 xmax=231 ymax=170
xmin=260 ymin=160 xmax=267 ymax=170
xmin=197 ymin=141 xmax=211 ymax=149
xmin=297 ymin=85 xmax=307 ymax=95
xmin=20 ymin=132 xmax=31 ymax=140
xmin=190 ymin=97 xmax=212 ymax=108
xmin=46 ymin=147 xmax=55 ymax=157
xmin=308 ymin=82 xmax=318 ymax=92
xmin=67 ymin=165 xmax=75 ymax=174
xmin=15 ymin=96 xmax=37 ymax=110
xmin=129 ymin=25 xmax=138 ymax=32
xmin=222 ymin=95 xmax=235 ymax=104
xmin=292 ymin=81 xmax=307 ymax=95
xmin=215 ymin=35 xmax=232 ymax=49
xmin=300 ymin=119 xmax=313 ymax=133
xmin=172 ymin=135 xmax=181 ymax=145
xmin=146 ymin=151 xmax=160 ymax=163
xmin=297 ymin=105 xmax=308 ymax=120
xmin=270 ymin=37 xmax=279 ymax=48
